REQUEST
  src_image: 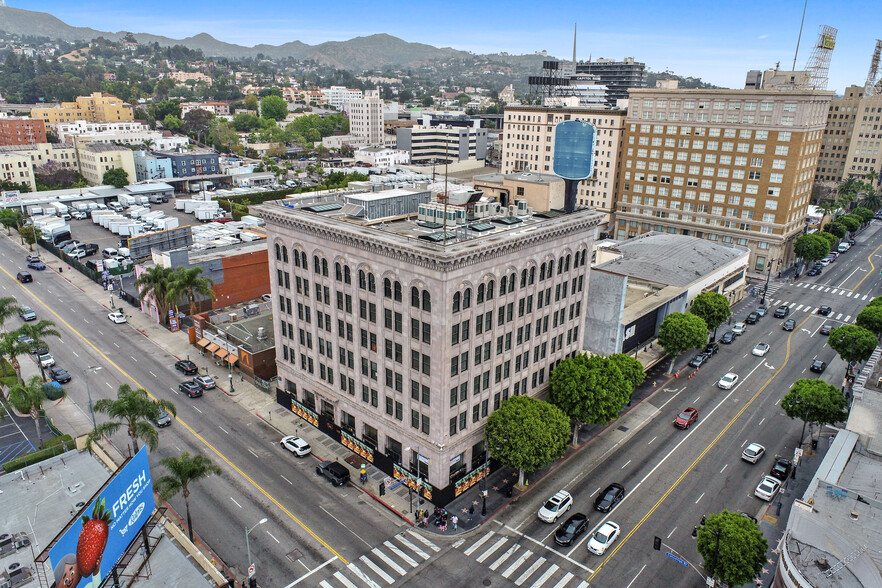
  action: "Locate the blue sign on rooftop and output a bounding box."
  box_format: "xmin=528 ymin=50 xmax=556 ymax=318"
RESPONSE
xmin=552 ymin=120 xmax=596 ymax=181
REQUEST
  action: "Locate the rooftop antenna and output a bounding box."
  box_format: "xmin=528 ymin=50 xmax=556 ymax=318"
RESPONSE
xmin=442 ymin=141 xmax=449 ymax=245
xmin=572 ymin=23 xmax=577 ymax=65
xmin=792 ymin=0 xmax=808 ymax=71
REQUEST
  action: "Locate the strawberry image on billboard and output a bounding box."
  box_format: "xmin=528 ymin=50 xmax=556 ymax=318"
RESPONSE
xmin=48 ymin=447 xmax=154 ymax=587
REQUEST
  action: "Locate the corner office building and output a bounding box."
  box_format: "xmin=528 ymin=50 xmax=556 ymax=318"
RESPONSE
xmin=258 ymin=191 xmax=601 ymax=504
xmin=615 ymin=87 xmax=832 ymax=278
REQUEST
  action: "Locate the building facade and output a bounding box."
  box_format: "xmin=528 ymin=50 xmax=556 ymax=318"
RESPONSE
xmin=0 ymin=115 xmax=47 ymax=146
xmin=55 ymin=120 xmax=189 ymax=151
xmin=614 ymin=88 xmax=832 ymax=277
xmin=152 ymin=148 xmax=220 ymax=178
xmin=501 ymin=105 xmax=626 ymax=230
xmin=397 ymin=119 xmax=488 ymax=164
xmin=31 ymin=92 xmax=134 ymax=125
xmin=0 ymin=143 xmax=78 ymax=171
xmin=348 ymin=90 xmax=385 ymax=146
xmin=574 ymin=57 xmax=647 ymax=106
xmin=75 ymin=143 xmax=137 ymax=186
xmin=0 ymin=153 xmax=36 ymax=191
xmin=322 ymin=86 xmax=363 ymax=110
xmin=815 ymin=85 xmax=882 ymax=189
xmin=354 ymin=146 xmax=410 ymax=170
xmin=472 ymin=170 xmax=565 ymax=211
xmin=259 ymin=196 xmax=601 ymax=504
xmin=133 ymin=151 xmax=173 ymax=182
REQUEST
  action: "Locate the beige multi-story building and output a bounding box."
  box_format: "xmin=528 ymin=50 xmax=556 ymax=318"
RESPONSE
xmin=0 ymin=143 xmax=78 ymax=170
xmin=615 ymin=88 xmax=832 ymax=277
xmin=31 ymin=92 xmax=134 ymax=125
xmin=348 ymin=90 xmax=384 ymax=147
xmin=815 ymin=85 xmax=882 ymax=187
xmin=166 ymin=71 xmax=213 ymax=86
xmin=259 ymin=191 xmax=601 ymax=504
xmin=75 ymin=142 xmax=137 ymax=186
xmin=0 ymin=152 xmax=35 ymax=191
xmin=501 ymin=105 xmax=626 ymax=230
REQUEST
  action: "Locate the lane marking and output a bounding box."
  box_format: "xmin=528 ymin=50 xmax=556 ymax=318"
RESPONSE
xmin=266 ymin=530 xmax=280 ymax=544
xmin=720 ymin=464 xmax=728 ymax=474
xmin=287 ymin=556 xmax=338 ymax=587
xmin=280 ymin=474 xmax=293 ymax=485
xmin=230 ymin=497 xmax=242 ymax=508
xmin=322 ymin=506 xmax=371 ymax=548
xmin=345 ymin=563 xmax=381 ymax=588
xmin=647 ymin=436 xmax=657 ymax=445
xmin=359 ymin=555 xmax=394 ymax=584
xmin=371 ymin=546 xmax=406 ymax=576
xmin=465 ymin=531 xmax=495 ymax=556
xmin=621 ymin=459 xmax=631 ymax=469
xmin=667 ymin=527 xmax=677 ymax=539
xmin=626 ymin=565 xmax=647 ymax=588
xmin=218 ymin=425 xmax=230 ymax=435
xmin=490 ymin=543 xmax=520 ymax=571
xmin=695 ymin=492 xmax=704 ymax=503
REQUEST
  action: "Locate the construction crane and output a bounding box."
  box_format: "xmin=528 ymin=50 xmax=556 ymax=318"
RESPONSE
xmin=865 ymin=39 xmax=882 ymax=96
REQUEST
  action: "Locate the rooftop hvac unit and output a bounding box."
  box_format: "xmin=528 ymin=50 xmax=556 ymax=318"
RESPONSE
xmin=229 ymin=313 xmax=238 ymax=322
xmin=256 ymin=326 xmax=267 ymax=341
xmin=243 ymin=304 xmax=259 ymax=317
xmin=516 ymin=199 xmax=528 ymax=213
xmin=508 ymin=205 xmax=517 ymax=217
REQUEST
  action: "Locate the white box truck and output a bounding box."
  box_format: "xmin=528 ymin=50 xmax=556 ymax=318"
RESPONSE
xmin=153 ymin=217 xmax=180 ymax=230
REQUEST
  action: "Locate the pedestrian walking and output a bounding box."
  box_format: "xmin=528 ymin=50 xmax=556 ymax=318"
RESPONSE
xmin=468 ymin=505 xmax=475 ymax=521
xmin=452 ymin=515 xmax=458 ymax=531
xmin=422 ymin=514 xmax=428 ymax=528
xmin=415 ymin=509 xmax=420 ymax=525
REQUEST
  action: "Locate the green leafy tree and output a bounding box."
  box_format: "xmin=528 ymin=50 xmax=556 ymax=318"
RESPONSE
xmin=135 ymin=265 xmax=176 ymax=325
xmin=549 ymin=354 xmax=633 ymax=444
xmin=168 ymin=266 xmax=216 ymax=317
xmin=18 ymin=225 xmax=40 ymax=251
xmin=149 ymin=99 xmax=182 ymax=122
xmin=608 ymin=353 xmax=646 ymax=390
xmin=9 ymin=375 xmax=57 ymax=446
xmin=781 ymin=379 xmax=847 ymax=436
xmin=827 ymin=325 xmax=878 ymax=373
xmin=853 ymin=206 xmax=874 ymax=225
xmin=88 ymin=384 xmax=177 ymax=456
xmin=838 ymin=214 xmax=860 ymax=233
xmin=155 ymin=452 xmax=222 ymax=542
xmin=102 ymin=167 xmax=129 ymax=188
xmin=207 ymin=119 xmax=240 ymax=153
xmin=232 ymin=112 xmax=261 ymax=132
xmin=0 ymin=209 xmax=22 ymax=235
xmin=817 ymin=231 xmax=837 ymax=252
xmin=260 ymin=95 xmax=288 ymax=121
xmin=825 ymin=221 xmax=846 ymax=238
xmin=868 ymin=296 xmax=882 ymax=308
xmin=183 ymin=109 xmax=214 ymax=143
xmin=657 ymin=312 xmax=708 ymax=372
xmin=696 ymin=510 xmax=767 ymax=586
xmin=856 ymin=305 xmax=882 ymax=338
xmin=794 ymin=233 xmax=831 ymax=265
xmin=860 ymin=190 xmax=882 ymax=211
xmin=243 ymin=94 xmax=260 ymax=111
xmin=163 ymin=114 xmax=183 ymax=131
xmin=689 ymin=292 xmax=731 ymax=340
xmin=485 ymin=396 xmax=569 ymax=487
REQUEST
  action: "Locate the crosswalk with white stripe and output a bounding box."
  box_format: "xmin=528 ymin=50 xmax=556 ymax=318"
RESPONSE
xmin=455 ymin=530 xmax=591 ymax=588
xmin=795 ymin=282 xmax=874 ymax=300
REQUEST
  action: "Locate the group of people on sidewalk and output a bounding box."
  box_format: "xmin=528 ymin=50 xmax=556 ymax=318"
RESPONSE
xmin=415 ymin=507 xmax=462 ymax=532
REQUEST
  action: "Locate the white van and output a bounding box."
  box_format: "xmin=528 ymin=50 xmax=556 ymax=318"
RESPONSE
xmin=837 ymin=242 xmax=850 ymax=253
xmin=102 ymin=247 xmax=118 ymax=259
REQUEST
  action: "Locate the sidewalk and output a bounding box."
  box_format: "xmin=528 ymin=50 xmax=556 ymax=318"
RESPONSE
xmin=34 ymin=240 xmax=683 ymax=538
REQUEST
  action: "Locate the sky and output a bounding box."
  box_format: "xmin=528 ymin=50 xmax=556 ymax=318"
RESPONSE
xmin=18 ymin=0 xmax=881 ymax=93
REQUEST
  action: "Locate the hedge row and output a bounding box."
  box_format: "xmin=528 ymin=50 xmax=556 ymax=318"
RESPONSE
xmin=2 ymin=435 xmax=75 ymax=473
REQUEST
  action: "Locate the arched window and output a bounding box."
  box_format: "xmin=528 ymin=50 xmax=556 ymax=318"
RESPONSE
xmin=322 ymin=259 xmax=329 ymax=277
xmin=463 ymin=288 xmax=472 ymax=309
xmin=477 ymin=284 xmax=485 ymax=304
xmin=335 ymin=262 xmax=343 ymax=281
xmin=500 ymin=275 xmax=508 ymax=295
xmin=313 ymin=255 xmax=320 ymax=272
xmin=422 ymin=290 xmax=431 ymax=312
xmin=293 ymin=249 xmax=300 ymax=267
xmin=520 ymin=269 xmax=527 ymax=288
xmin=486 ymin=280 xmax=495 ymax=300
xmin=275 ymin=243 xmax=281 ymax=260
xmin=282 ymin=246 xmax=288 ymax=263
xmin=558 ymin=256 xmax=565 ymax=274
xmin=359 ymin=270 xmax=367 ymax=290
xmin=300 ymin=251 xmax=308 ymax=269
xmin=411 ymin=287 xmax=420 ymax=308
xmin=540 ymin=263 xmax=546 ymax=281
xmin=565 ymin=255 xmax=571 ymax=272
xmin=384 ymin=278 xmax=392 ymax=298
xmin=344 ymin=266 xmax=351 ymax=284
xmin=548 ymin=259 xmax=554 ymax=276
xmin=453 ymin=292 xmax=461 ymax=313
xmin=510 ymin=272 xmax=516 ymax=289
xmin=529 ymin=267 xmax=535 ymax=285
xmin=368 ymin=273 xmax=376 ymax=293
xmin=394 ymin=281 xmax=402 ymax=302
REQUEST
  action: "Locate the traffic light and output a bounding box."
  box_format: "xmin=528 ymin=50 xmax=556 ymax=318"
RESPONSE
xmin=379 ymin=482 xmax=386 ymax=497
xmin=653 ymin=536 xmax=662 ymax=551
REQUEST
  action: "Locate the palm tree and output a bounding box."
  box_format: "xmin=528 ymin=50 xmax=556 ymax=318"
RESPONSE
xmin=88 ymin=384 xmax=177 ymax=456
xmin=860 ymin=190 xmax=882 ymax=211
xmin=141 ymin=138 xmax=155 ymax=151
xmin=0 ymin=332 xmax=37 ymax=383
xmin=866 ymin=169 xmax=879 ymax=189
xmin=0 ymin=297 xmax=21 ymax=330
xmin=838 ymin=177 xmax=860 ymax=198
xmin=155 ymin=452 xmax=222 ymax=542
xmin=135 ymin=265 xmax=175 ymax=325
xmin=16 ymin=320 xmax=61 ymax=381
xmin=8 ymin=375 xmax=57 ymax=446
xmin=168 ymin=266 xmax=216 ymax=317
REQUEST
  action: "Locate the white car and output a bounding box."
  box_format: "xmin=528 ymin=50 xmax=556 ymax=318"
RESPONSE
xmin=752 ymin=343 xmax=770 ymax=357
xmin=741 ymin=443 xmax=766 ymax=464
xmin=108 ymin=311 xmax=127 ymax=324
xmin=39 ymin=353 xmax=55 ymax=368
xmin=280 ymin=436 xmax=311 ymax=457
xmin=717 ymin=372 xmax=739 ymax=390
xmin=754 ymin=475 xmax=782 ymax=501
xmin=731 ymin=322 xmax=746 ymax=336
xmin=587 ymin=521 xmax=621 ymax=555
xmin=538 ymin=490 xmax=573 ymax=523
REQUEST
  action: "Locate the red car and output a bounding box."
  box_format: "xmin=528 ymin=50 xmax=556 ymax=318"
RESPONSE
xmin=674 ymin=407 xmax=698 ymax=429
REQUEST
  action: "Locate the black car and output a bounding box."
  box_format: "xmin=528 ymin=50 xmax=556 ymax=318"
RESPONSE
xmin=783 ymin=319 xmax=796 ymax=331
xmin=773 ymin=305 xmax=790 ymax=318
xmin=688 ymin=353 xmax=709 ymax=368
xmin=316 ymin=461 xmax=351 ymax=486
xmin=820 ymin=324 xmax=832 ymax=335
xmin=554 ymin=512 xmax=589 ymax=546
xmin=807 ymin=267 xmax=822 ymax=276
xmin=48 ymin=366 xmax=71 ymax=383
xmin=770 ymin=458 xmax=793 ymax=481
xmin=55 ymin=239 xmax=74 ymax=250
xmin=848 ymin=237 xmax=856 ymax=245
xmin=175 ymin=359 xmax=198 ymax=375
xmin=719 ymin=331 xmax=735 ymax=344
xmin=704 ymin=342 xmax=720 ymax=355
xmin=593 ymin=483 xmax=626 ymax=512
xmin=16 ymin=271 xmax=32 ymax=283
xmin=179 ymin=381 xmax=202 ymax=397
xmin=810 ymin=359 xmax=827 ymax=373
xmin=818 ymin=305 xmax=832 ymax=316
xmin=745 ymin=312 xmax=759 ymax=324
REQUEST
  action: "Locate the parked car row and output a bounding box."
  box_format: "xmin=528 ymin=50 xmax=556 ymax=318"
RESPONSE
xmin=538 ymin=485 xmax=626 ymax=555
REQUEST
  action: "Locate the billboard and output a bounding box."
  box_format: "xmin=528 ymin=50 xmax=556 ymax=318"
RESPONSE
xmin=47 ymin=447 xmax=154 ymax=588
xmin=552 ymin=120 xmax=597 ymax=181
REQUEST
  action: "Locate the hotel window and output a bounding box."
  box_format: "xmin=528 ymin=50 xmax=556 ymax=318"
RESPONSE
xmin=778 ymin=131 xmax=791 ymax=141
xmin=765 ymin=200 xmax=778 ymax=210
xmin=770 ymin=173 xmax=784 ymax=183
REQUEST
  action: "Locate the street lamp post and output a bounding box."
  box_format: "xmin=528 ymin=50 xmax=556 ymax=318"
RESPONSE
xmin=710 ymin=529 xmax=722 ymax=580
xmin=83 ymin=366 xmax=102 ymax=429
xmin=760 ymin=261 xmax=774 ymax=305
xmin=481 ymin=461 xmax=488 ymax=516
xmin=245 ymin=518 xmax=267 ymax=579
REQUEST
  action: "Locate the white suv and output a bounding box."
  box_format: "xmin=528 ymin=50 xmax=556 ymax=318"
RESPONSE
xmin=538 ymin=490 xmax=573 ymax=523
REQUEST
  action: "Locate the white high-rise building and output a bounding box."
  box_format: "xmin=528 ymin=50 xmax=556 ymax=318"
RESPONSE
xmin=349 ymin=90 xmax=384 ymax=147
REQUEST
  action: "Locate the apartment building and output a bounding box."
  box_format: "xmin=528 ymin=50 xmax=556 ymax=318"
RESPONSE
xmin=166 ymin=71 xmax=213 ymax=86
xmin=152 ymin=148 xmax=220 ymax=178
xmin=76 ymin=143 xmax=137 ymax=186
xmin=501 ymin=105 xmax=626 ymax=229
xmin=396 ymin=118 xmax=488 ymax=164
xmin=55 ymin=120 xmax=189 ymax=151
xmin=0 ymin=115 xmax=47 ymax=146
xmin=133 ymin=150 xmax=173 ymax=182
xmin=0 ymin=143 xmax=78 ymax=170
xmin=348 ymin=90 xmax=384 ymax=146
xmin=259 ymin=192 xmax=601 ymax=504
xmin=615 ymin=88 xmax=832 ymax=277
xmin=574 ymin=57 xmax=647 ymax=106
xmin=0 ymin=153 xmax=36 ymax=191
xmin=815 ymin=85 xmax=882 ymax=187
xmin=31 ymin=92 xmax=134 ymax=125
xmin=354 ymin=146 xmax=410 ymax=170
xmin=322 ymin=86 xmax=363 ymax=110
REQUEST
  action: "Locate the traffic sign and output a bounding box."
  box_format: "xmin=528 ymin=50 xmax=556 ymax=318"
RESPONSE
xmin=384 ymin=476 xmax=393 ymax=488
xmin=248 ymin=564 xmax=255 ymax=577
xmin=665 ymin=552 xmax=690 ymax=567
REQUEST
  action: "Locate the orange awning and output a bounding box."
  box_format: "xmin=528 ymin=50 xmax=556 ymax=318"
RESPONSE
xmin=215 ymin=348 xmax=229 ymax=360
xmin=205 ymin=343 xmax=219 ymax=353
xmin=196 ymin=338 xmax=210 ymax=348
xmin=225 ymin=354 xmax=239 ymax=365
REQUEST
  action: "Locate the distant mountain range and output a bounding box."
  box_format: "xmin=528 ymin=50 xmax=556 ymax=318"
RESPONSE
xmin=0 ymin=5 xmax=497 ymax=70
